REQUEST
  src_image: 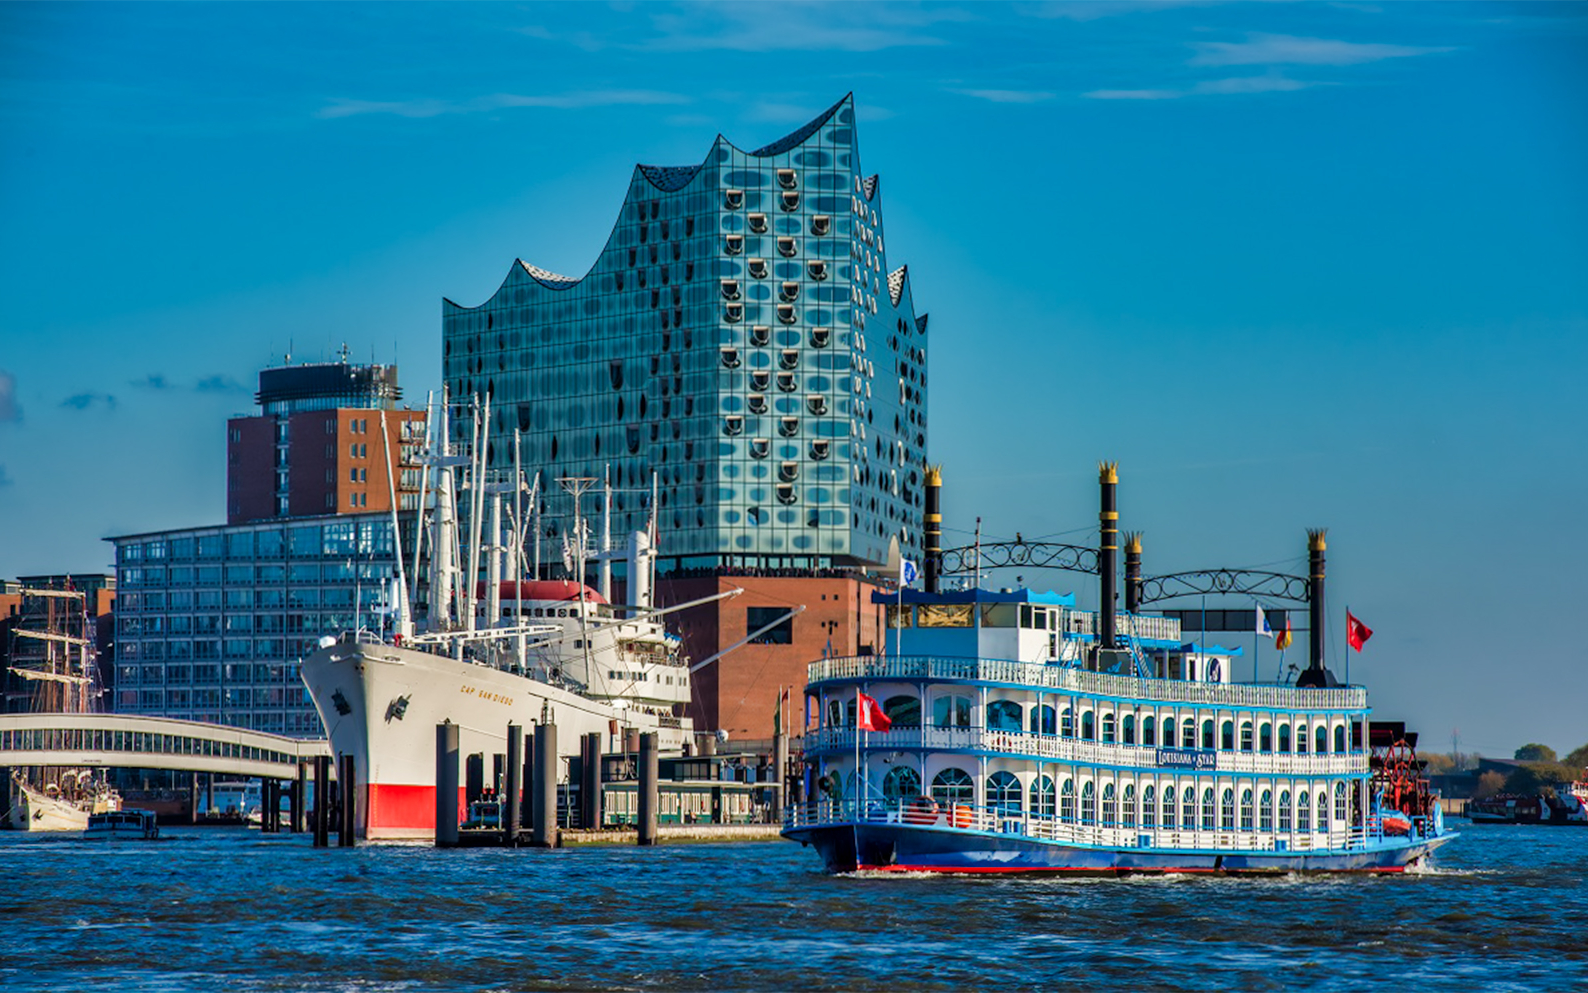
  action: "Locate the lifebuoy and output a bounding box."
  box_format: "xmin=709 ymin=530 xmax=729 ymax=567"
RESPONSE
xmin=951 ymin=804 xmax=974 ymax=829
xmin=903 ymin=795 xmax=938 ymax=825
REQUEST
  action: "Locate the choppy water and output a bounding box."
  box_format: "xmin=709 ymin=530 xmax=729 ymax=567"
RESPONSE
xmin=1 ymin=822 xmax=1584 ymax=991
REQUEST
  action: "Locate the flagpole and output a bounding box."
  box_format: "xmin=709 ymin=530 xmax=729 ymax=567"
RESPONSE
xmin=1345 ymin=603 xmax=1350 ymax=687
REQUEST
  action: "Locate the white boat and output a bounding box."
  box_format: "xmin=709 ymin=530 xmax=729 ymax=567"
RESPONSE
xmin=84 ymin=809 xmax=160 ymax=840
xmin=302 ymin=394 xmax=766 ymax=840
xmin=7 ymin=773 xmax=120 ymax=832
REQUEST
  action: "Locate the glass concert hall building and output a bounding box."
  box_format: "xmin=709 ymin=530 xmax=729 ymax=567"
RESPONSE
xmin=443 ymin=94 xmax=930 ymax=576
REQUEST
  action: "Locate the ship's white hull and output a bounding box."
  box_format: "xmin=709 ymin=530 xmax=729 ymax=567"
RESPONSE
xmin=302 ymin=639 xmax=690 ymax=840
xmin=7 ymin=779 xmax=118 ymax=832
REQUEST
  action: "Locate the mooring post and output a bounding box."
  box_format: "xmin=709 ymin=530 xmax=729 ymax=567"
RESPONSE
xmin=338 ymin=753 xmax=356 ymax=847
xmin=292 ymin=760 xmax=307 ymax=833
xmin=503 ymin=724 xmax=523 ymax=846
xmin=189 ymin=772 xmax=200 ymax=824
xmin=261 ymin=779 xmax=274 ymax=832
xmin=532 ymin=721 xmax=558 ymax=848
xmin=465 ymin=753 xmax=484 ymax=806
xmin=312 ymin=755 xmax=330 ymax=848
xmin=638 ymin=732 xmax=659 ymax=846
xmin=436 ymin=722 xmax=460 ymax=848
xmin=773 ymin=731 xmax=789 ymax=826
xmin=522 ymin=728 xmax=537 ymax=837
xmin=582 ymin=731 xmax=602 ymax=830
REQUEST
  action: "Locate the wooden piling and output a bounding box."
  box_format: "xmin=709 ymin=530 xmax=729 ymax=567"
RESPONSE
xmin=638 ymin=732 xmax=659 ymax=846
xmin=436 ymin=723 xmax=460 ymax=848
xmin=312 ymin=755 xmax=330 ymax=847
xmin=292 ymin=761 xmax=306 ymax=833
xmin=581 ymin=731 xmax=602 ymax=830
xmin=338 ymin=753 xmax=356 ymax=847
xmin=773 ymin=731 xmax=788 ymax=825
xmin=465 ymin=753 xmax=485 ymax=806
xmin=532 ymin=722 xmax=558 ymax=848
xmin=503 ymin=724 xmax=523 ymax=845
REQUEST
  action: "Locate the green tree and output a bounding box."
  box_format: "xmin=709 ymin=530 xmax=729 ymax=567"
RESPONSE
xmin=1565 ymin=743 xmax=1588 ymax=770
xmin=1504 ymin=762 xmax=1574 ymax=795
xmin=1422 ymin=752 xmax=1455 ymax=775
xmin=1515 ymin=743 xmax=1557 ymax=762
xmin=1473 ymin=770 xmax=1506 ymax=799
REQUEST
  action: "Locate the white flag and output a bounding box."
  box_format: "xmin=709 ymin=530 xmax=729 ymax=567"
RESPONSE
xmin=1255 ymin=604 xmax=1274 ymax=639
xmin=901 ymin=559 xmax=919 ymax=586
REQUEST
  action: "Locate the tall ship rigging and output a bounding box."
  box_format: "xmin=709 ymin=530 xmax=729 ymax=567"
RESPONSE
xmin=4 ymin=584 xmax=121 ymax=831
xmin=302 ymin=394 xmax=766 ymax=839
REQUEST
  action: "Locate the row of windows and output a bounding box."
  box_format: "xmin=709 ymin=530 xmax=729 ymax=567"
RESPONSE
xmin=876 ymin=766 xmax=1352 ymax=832
xmin=829 ymin=695 xmax=1358 ymax=755
xmin=1 ymin=727 xmax=294 ymax=764
xmin=117 ymin=520 xmax=399 ymax=564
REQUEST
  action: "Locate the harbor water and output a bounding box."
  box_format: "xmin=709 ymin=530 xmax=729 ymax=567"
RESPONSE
xmin=2 ymin=823 xmax=1584 ymax=991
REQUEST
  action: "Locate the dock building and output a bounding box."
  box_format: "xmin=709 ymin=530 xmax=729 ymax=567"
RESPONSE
xmin=442 ymin=94 xmax=929 ymax=742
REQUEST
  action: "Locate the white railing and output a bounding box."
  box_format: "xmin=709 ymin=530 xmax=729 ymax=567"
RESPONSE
xmin=808 ymin=655 xmax=1367 ymax=711
xmin=783 ymin=797 xmax=1414 ymax=853
xmin=808 ymin=726 xmax=1365 ymax=775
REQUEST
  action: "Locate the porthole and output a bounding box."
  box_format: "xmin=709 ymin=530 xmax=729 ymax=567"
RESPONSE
xmin=748 ymin=213 xmax=768 ymax=234
xmin=725 ymin=189 xmax=744 ymax=209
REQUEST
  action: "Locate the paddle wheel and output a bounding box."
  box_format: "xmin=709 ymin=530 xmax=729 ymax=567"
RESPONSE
xmin=1370 ymin=722 xmax=1435 ymax=823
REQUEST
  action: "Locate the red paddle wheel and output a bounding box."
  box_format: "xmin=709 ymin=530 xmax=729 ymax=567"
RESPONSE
xmin=1370 ymin=723 xmax=1435 ymax=820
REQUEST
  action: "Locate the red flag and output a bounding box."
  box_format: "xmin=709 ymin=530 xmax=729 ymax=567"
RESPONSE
xmin=1347 ymin=611 xmax=1373 ymax=652
xmin=1274 ymin=613 xmax=1293 ymax=652
xmin=856 ymin=691 xmax=892 ymax=732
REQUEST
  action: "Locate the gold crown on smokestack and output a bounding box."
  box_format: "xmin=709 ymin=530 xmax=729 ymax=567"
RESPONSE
xmin=1307 ymin=528 xmax=1327 ymax=551
xmin=1124 ymin=532 xmax=1142 ymax=553
xmin=925 ymin=464 xmax=943 ymax=486
xmin=1099 ymin=461 xmax=1118 ymax=483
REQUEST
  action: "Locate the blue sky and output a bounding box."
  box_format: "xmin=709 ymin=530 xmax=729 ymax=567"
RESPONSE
xmin=1 ymin=2 xmax=1584 ymax=757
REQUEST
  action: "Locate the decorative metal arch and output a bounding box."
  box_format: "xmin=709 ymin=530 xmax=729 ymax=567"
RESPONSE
xmin=939 ymin=541 xmax=1099 ymax=577
xmin=1134 ymin=569 xmax=1311 ymax=605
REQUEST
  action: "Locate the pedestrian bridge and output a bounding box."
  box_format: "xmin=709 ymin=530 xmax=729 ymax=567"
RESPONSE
xmin=0 ymin=713 xmax=329 ymax=780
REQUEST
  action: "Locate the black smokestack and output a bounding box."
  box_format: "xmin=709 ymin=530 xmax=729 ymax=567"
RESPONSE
xmin=1124 ymin=532 xmax=1142 ymax=615
xmin=924 ymin=465 xmax=942 ymax=594
xmin=1099 ymin=462 xmax=1118 ymax=649
xmin=1308 ymin=528 xmax=1326 ymax=672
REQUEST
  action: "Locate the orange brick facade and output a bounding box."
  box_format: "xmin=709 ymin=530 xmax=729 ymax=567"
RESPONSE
xmin=228 ymin=409 xmax=425 ymax=524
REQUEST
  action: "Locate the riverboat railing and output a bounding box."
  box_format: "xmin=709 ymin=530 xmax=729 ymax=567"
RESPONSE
xmin=784 ymin=797 xmax=1430 ymax=853
xmin=805 ymin=726 xmax=1367 ymax=775
xmin=807 ymin=656 xmax=1367 ymax=711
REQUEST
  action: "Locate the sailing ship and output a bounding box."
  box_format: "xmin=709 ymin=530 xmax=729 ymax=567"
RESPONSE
xmin=301 ymin=394 xmax=762 ymax=839
xmin=4 ymin=585 xmax=121 ymax=831
xmin=783 ymin=464 xmax=1456 ymax=874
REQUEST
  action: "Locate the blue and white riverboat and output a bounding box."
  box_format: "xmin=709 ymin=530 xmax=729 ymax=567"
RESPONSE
xmin=783 ymin=467 xmax=1454 ymax=875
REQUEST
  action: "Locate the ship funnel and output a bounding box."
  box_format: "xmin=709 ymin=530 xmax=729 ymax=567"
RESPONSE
xmin=924 ymin=465 xmax=943 ymax=594
xmin=1296 ymin=528 xmax=1339 ymax=688
xmin=1124 ymin=532 xmax=1142 ymax=614
xmin=1098 ymin=462 xmax=1119 ymax=651
xmin=627 ymin=529 xmax=654 ymax=613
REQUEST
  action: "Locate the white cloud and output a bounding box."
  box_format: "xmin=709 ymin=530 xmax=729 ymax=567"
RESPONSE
xmin=317 ymin=90 xmax=690 ymax=120
xmin=1083 ymin=88 xmax=1184 ymax=101
xmin=952 ymin=89 xmax=1057 ymax=103
xmin=637 ymin=3 xmax=962 ymax=53
xmin=1190 ymin=33 xmax=1455 ymax=67
xmin=1193 ymin=76 xmax=1318 ymax=95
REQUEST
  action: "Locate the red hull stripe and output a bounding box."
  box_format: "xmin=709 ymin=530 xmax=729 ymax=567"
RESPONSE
xmin=859 ymin=864 xmax=1408 ymax=875
xmin=367 ymin=784 xmax=468 ymax=832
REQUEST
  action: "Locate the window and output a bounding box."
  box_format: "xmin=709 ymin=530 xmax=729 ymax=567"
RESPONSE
xmin=932 ymin=694 xmax=971 ymax=728
xmin=1029 ymin=775 xmax=1056 ymax=818
xmin=1142 ymin=717 xmax=1156 ymax=747
xmin=724 ymin=234 xmax=744 ymax=254
xmin=1101 ymin=783 xmax=1117 ymax=826
xmin=749 ymin=324 xmax=771 ymax=345
xmin=1221 ymin=788 xmax=1236 ymax=830
xmin=777 ymin=168 xmax=797 ymax=190
xmin=777 ymin=237 xmax=796 ymax=257
xmin=1260 ymin=789 xmax=1274 ymax=832
xmin=1240 ymin=721 xmax=1254 ymax=752
xmin=1158 ymin=786 xmax=1172 ymax=829
xmin=724 ymin=189 xmax=743 ymax=209
xmin=1122 ymin=785 xmax=1136 ymax=828
xmin=747 ymin=259 xmax=768 ymax=279
xmin=811 ymin=214 xmax=831 ymax=236
xmin=1334 ymin=782 xmax=1348 ymax=826
xmin=987 ymin=700 xmax=1022 ymax=732
xmin=748 ymin=213 xmax=767 ymax=233
xmin=1240 ymin=789 xmax=1254 ymax=831
xmin=1080 ymin=711 xmax=1095 ymax=740
xmin=1181 ymin=718 xmax=1196 ymax=749
xmin=1163 ymin=718 xmax=1176 ymax=747
xmin=1220 ymin=720 xmax=1235 ymax=750
xmin=1061 ymin=707 xmax=1074 ymax=737
xmin=1334 ymin=725 xmax=1347 ymax=754
xmin=746 ymin=607 xmax=792 ymax=644
xmin=1278 ymin=723 xmax=1291 ymax=753
xmin=1315 ymin=725 xmax=1328 ymax=755
xmin=1181 ymin=787 xmax=1197 ymax=830
xmin=1081 ymin=782 xmax=1096 ymax=824
xmin=1029 ymin=704 xmax=1056 ymax=736
xmin=1279 ymin=790 xmax=1293 ymax=832
xmin=1142 ymin=785 xmax=1157 ymax=828
xmin=1259 ymin=722 xmax=1273 ymax=752
xmin=882 ymin=765 xmax=920 ymax=802
xmin=1203 ymin=720 xmax=1216 ymax=750
xmin=1316 ymin=793 xmax=1329 ymax=832
xmin=987 ymin=772 xmax=1021 ymax=814
xmin=1296 ymin=724 xmax=1308 ymax=754
xmin=1122 ymin=714 xmax=1135 ymax=745
xmin=1201 ymin=788 xmax=1216 ymax=831
xmin=1060 ymin=779 xmax=1076 ymax=822
xmin=930 ymin=767 xmax=974 ymax=806
xmin=1101 ymin=713 xmax=1116 ymax=744
xmin=882 ymin=695 xmax=920 ymax=728
xmin=1297 ymin=792 xmax=1311 ymax=832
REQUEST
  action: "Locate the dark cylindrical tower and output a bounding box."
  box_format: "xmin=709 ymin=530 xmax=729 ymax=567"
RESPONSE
xmin=1308 ymin=528 xmax=1327 ymax=672
xmin=1098 ymin=462 xmax=1118 ymax=650
xmin=924 ymin=465 xmax=943 ymax=593
xmin=1124 ymin=532 xmax=1142 ymax=615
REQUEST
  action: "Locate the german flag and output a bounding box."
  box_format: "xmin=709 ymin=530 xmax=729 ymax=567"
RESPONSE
xmin=1274 ymin=613 xmax=1293 ymax=652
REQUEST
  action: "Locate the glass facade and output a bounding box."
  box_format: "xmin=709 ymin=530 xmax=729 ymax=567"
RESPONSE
xmin=442 ymin=95 xmax=928 ymax=571
xmin=110 ymin=514 xmax=410 ymax=736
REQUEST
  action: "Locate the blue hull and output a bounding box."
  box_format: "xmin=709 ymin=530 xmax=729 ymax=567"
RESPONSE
xmin=783 ymin=822 xmax=1454 ymax=875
